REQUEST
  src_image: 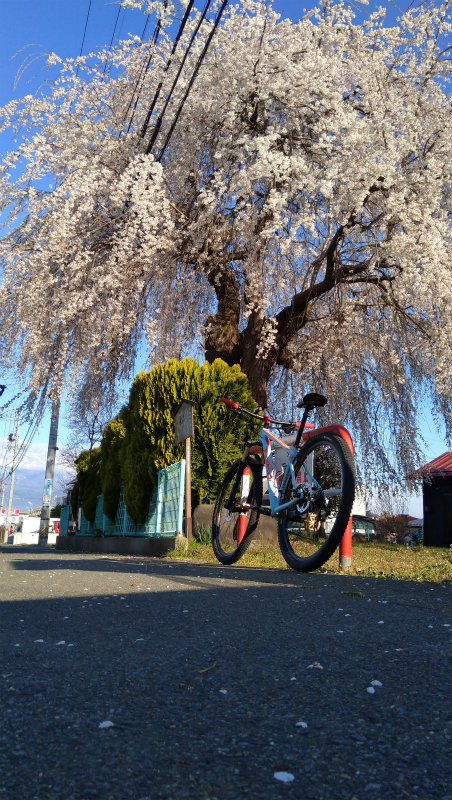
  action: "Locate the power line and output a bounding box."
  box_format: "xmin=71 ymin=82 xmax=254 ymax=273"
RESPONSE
xmin=145 ymin=0 xmax=212 ymax=154
xmin=155 ymin=0 xmax=228 ymax=162
xmin=124 ymin=1 xmax=169 ymax=132
xmin=76 ymin=0 xmax=93 ymax=77
xmin=3 ymin=413 xmax=41 ymax=479
xmin=116 ymin=6 xmax=127 ymax=41
xmin=140 ymin=0 xmax=196 ymax=140
xmin=140 ymin=15 xmax=150 ymax=42
xmin=102 ymin=5 xmax=123 ymax=75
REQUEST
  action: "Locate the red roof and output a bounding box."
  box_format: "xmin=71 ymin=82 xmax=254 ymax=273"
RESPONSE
xmin=415 ymin=451 xmax=452 ymax=477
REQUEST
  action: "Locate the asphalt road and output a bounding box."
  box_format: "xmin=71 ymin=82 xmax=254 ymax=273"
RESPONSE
xmin=0 ymin=547 xmax=451 ymax=800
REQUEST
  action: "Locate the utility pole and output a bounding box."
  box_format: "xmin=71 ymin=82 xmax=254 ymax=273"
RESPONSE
xmin=3 ymin=411 xmax=20 ymax=544
xmin=38 ymin=397 xmax=60 ymax=547
xmin=0 ymin=386 xmax=7 ymax=508
xmin=0 ymin=441 xmax=11 ymax=508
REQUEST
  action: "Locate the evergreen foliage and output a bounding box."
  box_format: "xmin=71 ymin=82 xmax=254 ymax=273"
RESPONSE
xmin=71 ymin=448 xmax=102 ymax=523
xmin=121 ymin=358 xmax=259 ymax=524
xmin=100 ymin=411 xmax=127 ymax=521
xmin=70 ymin=359 xmax=258 ymax=526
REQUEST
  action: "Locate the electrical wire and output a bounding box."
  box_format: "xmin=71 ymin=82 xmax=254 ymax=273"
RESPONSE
xmin=140 ymin=0 xmax=196 ymax=140
xmin=140 ymin=14 xmax=150 ymax=42
xmin=102 ymin=5 xmax=123 ymax=75
xmin=145 ymin=0 xmax=212 ymax=153
xmin=3 ymin=412 xmax=41 ymax=482
xmin=155 ymin=0 xmax=228 ymax=162
xmin=116 ymin=6 xmax=127 ymax=42
xmin=124 ymin=2 xmax=169 ymax=132
xmin=76 ymin=0 xmax=93 ymax=77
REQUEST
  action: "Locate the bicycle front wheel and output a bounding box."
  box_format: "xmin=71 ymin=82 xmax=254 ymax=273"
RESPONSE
xmin=212 ymin=459 xmax=262 ymax=566
xmin=278 ymin=433 xmax=355 ymax=572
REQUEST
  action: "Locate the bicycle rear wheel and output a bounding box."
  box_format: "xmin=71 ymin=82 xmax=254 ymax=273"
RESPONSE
xmin=212 ymin=459 xmax=262 ymax=566
xmin=278 ymin=433 xmax=355 ymax=572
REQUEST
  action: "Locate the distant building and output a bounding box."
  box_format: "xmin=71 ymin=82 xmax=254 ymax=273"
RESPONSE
xmin=415 ymin=452 xmax=452 ymax=548
xmin=350 ymin=485 xmax=377 ymax=540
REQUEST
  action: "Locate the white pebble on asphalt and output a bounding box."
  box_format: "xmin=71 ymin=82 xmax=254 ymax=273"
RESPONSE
xmin=371 ymin=680 xmax=383 ymax=686
xmin=378 ymin=621 xmax=384 ymax=624
xmin=219 ymin=689 xmax=227 ymax=695
xmin=55 ymin=641 xmax=65 ymax=646
xmin=296 ymin=721 xmax=308 ymax=728
xmin=274 ymin=772 xmax=295 ymax=783
xmin=366 ymin=686 xmax=375 ymax=694
xmin=98 ymin=721 xmax=114 ymax=729
xmin=34 ymin=639 xmax=44 ymax=643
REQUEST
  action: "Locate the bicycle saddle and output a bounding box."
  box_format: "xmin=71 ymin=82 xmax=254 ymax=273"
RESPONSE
xmin=297 ymin=392 xmax=328 ymax=408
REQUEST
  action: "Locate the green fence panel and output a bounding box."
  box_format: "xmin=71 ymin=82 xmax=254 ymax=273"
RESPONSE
xmin=74 ymin=460 xmax=185 ymax=538
xmin=78 ymin=509 xmax=91 ymax=535
xmin=94 ymin=495 xmax=104 ymax=533
xmin=143 ymin=487 xmax=158 ymax=536
xmin=153 ymin=460 xmax=185 ymax=536
xmin=59 ymin=505 xmax=70 ymax=536
xmin=114 ymin=489 xmax=126 ymax=535
xmin=94 ymin=494 xmax=115 ymax=535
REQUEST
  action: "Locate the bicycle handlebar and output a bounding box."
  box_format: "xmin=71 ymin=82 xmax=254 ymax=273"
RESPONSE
xmin=220 ymin=396 xmax=298 ymax=429
xmin=220 ymin=397 xmax=240 ymax=410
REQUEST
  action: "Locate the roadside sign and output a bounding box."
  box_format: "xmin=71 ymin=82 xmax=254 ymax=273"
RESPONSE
xmin=174 ymin=400 xmax=194 ymax=445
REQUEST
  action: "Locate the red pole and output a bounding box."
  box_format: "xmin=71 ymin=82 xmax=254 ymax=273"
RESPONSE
xmin=339 ymin=516 xmax=352 ymax=572
xmin=237 ymin=467 xmax=250 ymax=544
xmin=339 ymin=433 xmax=354 ymax=572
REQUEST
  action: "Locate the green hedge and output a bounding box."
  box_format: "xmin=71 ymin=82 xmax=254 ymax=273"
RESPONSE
xmin=71 ymin=448 xmax=102 ymax=523
xmin=100 ymin=411 xmax=127 ymax=521
xmin=71 ymin=358 xmax=259 ymax=525
xmin=121 ymin=358 xmax=259 ymax=523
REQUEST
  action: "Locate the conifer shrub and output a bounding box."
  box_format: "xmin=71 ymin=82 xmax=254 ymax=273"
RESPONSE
xmin=121 ymin=358 xmax=258 ymax=524
xmin=100 ymin=411 xmax=127 ymax=521
xmin=71 ymin=447 xmax=102 ymax=523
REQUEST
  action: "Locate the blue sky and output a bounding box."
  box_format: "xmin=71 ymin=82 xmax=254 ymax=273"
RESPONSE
xmin=0 ymin=0 xmax=445 ymax=514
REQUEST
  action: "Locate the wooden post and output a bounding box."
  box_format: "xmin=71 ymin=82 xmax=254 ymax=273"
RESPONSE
xmin=185 ymin=437 xmax=192 ymax=541
xmin=173 ymin=399 xmax=195 ymax=544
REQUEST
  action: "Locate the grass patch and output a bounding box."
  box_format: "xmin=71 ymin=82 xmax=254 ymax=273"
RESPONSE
xmin=165 ymin=538 xmax=452 ymax=583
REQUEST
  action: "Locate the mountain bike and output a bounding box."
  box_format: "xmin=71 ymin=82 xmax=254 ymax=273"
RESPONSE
xmin=212 ymin=393 xmax=355 ymax=572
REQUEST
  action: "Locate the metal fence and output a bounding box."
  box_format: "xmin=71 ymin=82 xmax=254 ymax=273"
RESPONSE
xmin=79 ymin=511 xmax=91 ymax=535
xmin=70 ymin=460 xmax=185 ymax=539
xmin=150 ymin=460 xmax=185 ymax=536
xmin=59 ymin=505 xmax=70 ymax=536
xmin=94 ymin=495 xmax=115 ymax=535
